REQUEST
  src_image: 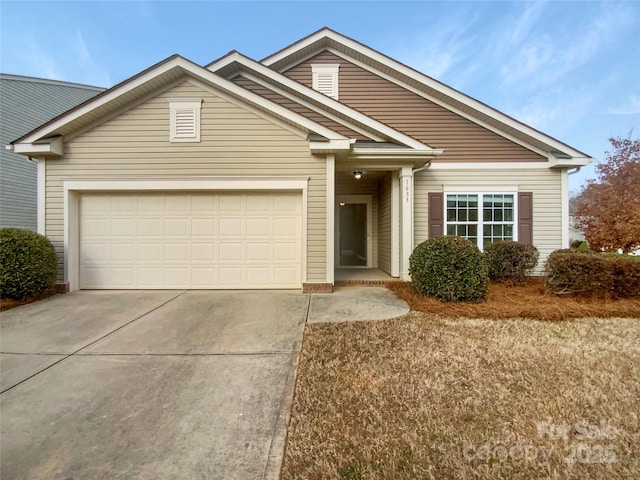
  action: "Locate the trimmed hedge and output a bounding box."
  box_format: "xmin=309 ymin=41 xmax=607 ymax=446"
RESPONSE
xmin=544 ymin=250 xmax=640 ymax=298
xmin=409 ymin=236 xmax=488 ymax=303
xmin=0 ymin=228 xmax=57 ymax=300
xmin=484 ymin=241 xmax=539 ymax=283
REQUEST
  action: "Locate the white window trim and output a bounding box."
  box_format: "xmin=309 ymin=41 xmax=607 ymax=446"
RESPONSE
xmin=63 ymin=177 xmax=308 ymax=292
xmin=311 ymin=64 xmax=339 ymax=100
xmin=169 ymin=98 xmax=202 ymax=142
xmin=444 ymin=191 xmax=519 ymax=250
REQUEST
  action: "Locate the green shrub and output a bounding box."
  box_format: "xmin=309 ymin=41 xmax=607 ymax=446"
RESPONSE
xmin=484 ymin=241 xmax=539 ymax=283
xmin=544 ymin=250 xmax=640 ymax=298
xmin=409 ymin=236 xmax=488 ymax=303
xmin=0 ymin=228 xmax=57 ymax=300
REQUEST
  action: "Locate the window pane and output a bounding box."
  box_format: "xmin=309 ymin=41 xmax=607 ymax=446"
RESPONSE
xmin=447 ymin=225 xmax=457 ymax=236
xmin=504 ymin=208 xmax=513 ymax=222
xmin=495 ymin=209 xmax=503 ymax=222
xmin=459 ymin=209 xmax=467 ymax=222
xmin=469 ymin=208 xmax=478 ymax=221
xmin=447 ymin=198 xmax=456 ymax=208
xmin=505 ymin=225 xmax=513 ymax=237
xmin=447 ymin=209 xmax=456 ymax=221
xmin=469 ymin=225 xmax=477 ymax=237
xmin=483 ymin=225 xmax=491 ymax=237
xmin=484 ymin=209 xmax=492 ymax=221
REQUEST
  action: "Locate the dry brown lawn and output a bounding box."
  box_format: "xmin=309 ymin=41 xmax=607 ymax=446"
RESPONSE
xmin=282 ymin=312 xmax=640 ymax=479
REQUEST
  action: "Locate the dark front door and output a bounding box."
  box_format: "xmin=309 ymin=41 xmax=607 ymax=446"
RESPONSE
xmin=339 ymin=203 xmax=367 ymax=266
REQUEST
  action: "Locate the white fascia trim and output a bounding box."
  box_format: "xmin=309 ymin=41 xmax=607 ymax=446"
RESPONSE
xmin=326 ymin=154 xmax=335 ymax=284
xmin=14 ymin=137 xmax=63 ymax=157
xmin=548 ymin=152 xmax=593 ymax=168
xmin=351 ymin=147 xmax=443 ymax=158
xmin=429 ymin=162 xmax=549 ymax=170
xmin=288 ymin=31 xmax=592 ymax=159
xmin=444 ymin=185 xmax=519 ymax=192
xmin=210 ymin=52 xmax=432 ymax=151
xmin=63 ymin=177 xmax=309 ymax=191
xmin=561 ymin=169 xmax=570 ymax=248
xmin=239 ymin=72 xmax=385 ymax=142
xmin=37 ymin=159 xmax=46 ymax=234
xmin=310 ymin=139 xmax=353 ymax=153
xmin=18 ymin=56 xmax=348 ymax=147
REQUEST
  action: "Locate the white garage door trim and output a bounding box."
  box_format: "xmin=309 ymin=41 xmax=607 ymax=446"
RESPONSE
xmin=64 ymin=177 xmax=308 ymax=291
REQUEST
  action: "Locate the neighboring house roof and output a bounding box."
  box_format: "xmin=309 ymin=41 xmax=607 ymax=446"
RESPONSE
xmin=260 ymin=27 xmax=593 ymax=167
xmin=0 ymin=74 xmax=104 ymax=230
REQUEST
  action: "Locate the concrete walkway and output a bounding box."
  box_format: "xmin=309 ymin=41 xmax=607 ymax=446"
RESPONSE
xmin=0 ymin=287 xmax=408 ymax=480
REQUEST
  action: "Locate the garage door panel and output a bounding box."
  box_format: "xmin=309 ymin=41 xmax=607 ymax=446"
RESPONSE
xmin=79 ymin=192 xmax=301 ymax=289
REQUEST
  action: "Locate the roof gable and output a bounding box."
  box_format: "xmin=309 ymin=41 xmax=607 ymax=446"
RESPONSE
xmin=262 ymin=27 xmax=593 ymax=166
xmin=11 ymin=55 xmax=355 ymax=156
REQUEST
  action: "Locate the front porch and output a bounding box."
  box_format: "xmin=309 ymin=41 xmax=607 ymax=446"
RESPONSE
xmin=335 ymin=267 xmax=406 ymax=286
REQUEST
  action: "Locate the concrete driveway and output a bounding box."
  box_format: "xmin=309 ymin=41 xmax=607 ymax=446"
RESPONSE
xmin=0 ymin=290 xmax=309 ymax=480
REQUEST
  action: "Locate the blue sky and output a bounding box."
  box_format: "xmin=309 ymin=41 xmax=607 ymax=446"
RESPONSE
xmin=2 ymin=1 xmax=639 ymax=193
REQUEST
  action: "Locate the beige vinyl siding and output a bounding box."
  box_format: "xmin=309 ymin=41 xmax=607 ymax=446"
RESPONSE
xmin=377 ymin=172 xmax=392 ymax=274
xmin=415 ymin=168 xmax=563 ymax=274
xmin=45 ymin=79 xmax=327 ymax=283
xmin=336 ymin=174 xmax=378 ymax=268
xmin=285 ymin=51 xmax=546 ymax=163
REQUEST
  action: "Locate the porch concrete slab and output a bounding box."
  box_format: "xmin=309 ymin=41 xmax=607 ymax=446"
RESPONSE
xmin=0 ymin=291 xmax=183 ymax=354
xmin=308 ymin=286 xmax=409 ymax=323
xmin=0 ymin=353 xmax=65 ymax=392
xmin=1 ymin=352 xmax=296 ymax=480
xmin=83 ymin=291 xmax=308 ymax=354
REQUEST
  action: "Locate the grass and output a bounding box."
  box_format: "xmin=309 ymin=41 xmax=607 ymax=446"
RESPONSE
xmin=281 ymin=284 xmax=640 ymax=480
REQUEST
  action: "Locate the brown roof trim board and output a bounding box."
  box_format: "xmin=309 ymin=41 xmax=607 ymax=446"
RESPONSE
xmin=261 ymin=27 xmax=593 ymax=165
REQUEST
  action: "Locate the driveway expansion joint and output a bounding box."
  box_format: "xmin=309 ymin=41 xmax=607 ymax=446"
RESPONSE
xmin=0 ymin=290 xmax=186 ymax=395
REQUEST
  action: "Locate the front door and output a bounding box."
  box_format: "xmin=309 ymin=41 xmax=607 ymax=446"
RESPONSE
xmin=337 ymin=196 xmax=371 ymax=267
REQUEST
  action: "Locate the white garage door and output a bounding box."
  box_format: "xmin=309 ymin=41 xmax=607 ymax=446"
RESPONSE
xmin=79 ymin=192 xmax=302 ymax=289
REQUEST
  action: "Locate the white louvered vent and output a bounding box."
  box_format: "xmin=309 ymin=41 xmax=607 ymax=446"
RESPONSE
xmin=312 ymin=64 xmax=339 ymax=100
xmin=169 ymin=99 xmax=202 ymax=142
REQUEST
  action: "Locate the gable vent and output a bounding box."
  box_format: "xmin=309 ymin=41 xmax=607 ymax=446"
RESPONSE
xmin=169 ymin=99 xmax=202 ymax=142
xmin=312 ymin=64 xmax=339 ymax=100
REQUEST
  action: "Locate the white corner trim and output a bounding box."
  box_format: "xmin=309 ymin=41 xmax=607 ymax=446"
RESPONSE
xmin=37 ymin=159 xmax=46 ymax=234
xmin=14 ymin=137 xmax=63 ymax=157
xmin=391 ymin=171 xmax=400 ymax=277
xmin=561 ymin=169 xmax=569 ymax=248
xmin=399 ymin=166 xmax=413 ymax=280
xmin=326 ymin=154 xmax=335 ymax=284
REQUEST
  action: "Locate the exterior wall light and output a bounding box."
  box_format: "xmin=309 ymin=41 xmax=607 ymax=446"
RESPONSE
xmin=353 ymin=170 xmax=363 ymax=180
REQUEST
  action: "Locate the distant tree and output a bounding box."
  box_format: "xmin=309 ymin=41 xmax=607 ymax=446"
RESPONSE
xmin=574 ymin=133 xmax=640 ymax=253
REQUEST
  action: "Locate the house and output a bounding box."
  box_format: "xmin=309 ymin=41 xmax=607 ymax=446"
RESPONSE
xmin=0 ymin=74 xmax=104 ymax=230
xmin=9 ymin=28 xmax=593 ymax=293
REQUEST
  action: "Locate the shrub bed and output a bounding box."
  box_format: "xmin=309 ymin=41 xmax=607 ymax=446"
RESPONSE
xmin=484 ymin=241 xmax=539 ymax=283
xmin=0 ymin=228 xmax=57 ymax=300
xmin=545 ymin=250 xmax=640 ymax=298
xmin=409 ymin=236 xmax=488 ymax=303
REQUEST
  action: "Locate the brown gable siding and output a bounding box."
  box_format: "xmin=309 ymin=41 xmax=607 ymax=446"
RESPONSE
xmin=284 ymin=51 xmax=546 ymax=162
xmin=233 ymin=75 xmax=367 ymax=139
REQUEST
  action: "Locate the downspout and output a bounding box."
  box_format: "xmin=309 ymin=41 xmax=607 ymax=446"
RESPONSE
xmin=568 ymin=166 xmax=581 ymax=176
